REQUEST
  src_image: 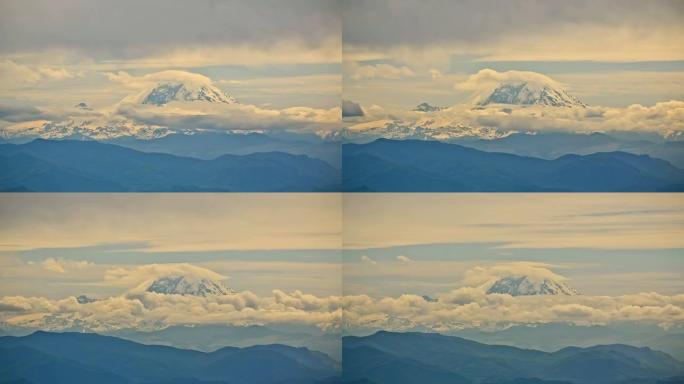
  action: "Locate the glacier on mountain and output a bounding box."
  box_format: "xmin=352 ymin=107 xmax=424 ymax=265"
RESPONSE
xmin=146 ymin=276 xmax=234 ymax=297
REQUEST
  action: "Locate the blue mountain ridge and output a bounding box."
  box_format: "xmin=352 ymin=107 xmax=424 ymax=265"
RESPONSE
xmin=0 ymin=331 xmax=339 ymax=384
xmin=2 ymin=137 xmax=683 ymax=192
xmin=342 ymin=139 xmax=684 ymax=191
xmin=0 ymin=139 xmax=341 ymax=192
xmin=341 ymin=331 xmax=684 ymax=384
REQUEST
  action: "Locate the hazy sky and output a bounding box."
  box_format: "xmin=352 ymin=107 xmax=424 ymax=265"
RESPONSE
xmin=1 ymin=194 xmax=682 ymax=333
xmin=0 ymin=194 xmax=342 ymax=298
xmin=342 ymin=0 xmax=684 ymax=108
xmin=0 ymin=0 xmax=341 ymax=109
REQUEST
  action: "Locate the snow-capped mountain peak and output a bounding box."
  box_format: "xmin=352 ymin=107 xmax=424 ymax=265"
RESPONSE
xmin=139 ymin=82 xmax=237 ymax=106
xmin=478 ymin=81 xmax=585 ymax=108
xmin=486 ymin=275 xmax=578 ymax=296
xmin=146 ymin=275 xmax=233 ymax=297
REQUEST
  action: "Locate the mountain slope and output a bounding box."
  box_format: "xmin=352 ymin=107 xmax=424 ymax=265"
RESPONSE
xmin=107 ymin=132 xmax=341 ymax=168
xmin=146 ymin=276 xmax=233 ymax=296
xmin=478 ymin=82 xmax=585 ymax=108
xmin=137 ymin=82 xmax=237 ymax=105
xmin=0 ymin=139 xmax=340 ymax=192
xmin=455 ymin=132 xmax=684 ymax=169
xmin=0 ymin=331 xmax=338 ymax=384
xmin=487 ymin=276 xmax=578 ymax=296
xmin=342 ymin=331 xmax=684 ymax=384
xmin=342 ymin=139 xmax=684 ymax=192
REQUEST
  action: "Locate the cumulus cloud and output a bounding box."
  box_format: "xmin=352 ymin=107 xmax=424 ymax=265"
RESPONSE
xmin=360 ymin=255 xmax=377 ymax=265
xmin=0 ymin=70 xmax=341 ymax=137
xmin=429 ymin=69 xmax=443 ymax=79
xmin=40 ymin=258 xmax=94 ymax=274
xmin=0 ymin=60 xmax=80 ymax=88
xmin=1 ymin=261 xmax=682 ymax=334
xmin=342 ymin=291 xmax=684 ymax=333
xmin=396 ymin=255 xmax=413 ymax=263
xmin=340 ymin=261 xmax=684 ymax=332
xmin=347 ymin=69 xmax=684 ymax=138
xmin=0 ymin=288 xmax=341 ymax=332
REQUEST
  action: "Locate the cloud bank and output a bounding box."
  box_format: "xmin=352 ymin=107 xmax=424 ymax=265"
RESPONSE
xmin=1 ymin=262 xmax=681 ymax=334
xmin=0 ymin=70 xmax=341 ymax=138
xmin=0 ymin=0 xmax=340 ymax=67
xmin=346 ymin=69 xmax=684 ymax=139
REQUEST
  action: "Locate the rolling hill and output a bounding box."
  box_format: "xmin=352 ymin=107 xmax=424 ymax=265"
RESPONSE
xmin=0 ymin=331 xmax=339 ymax=384
xmin=342 ymin=331 xmax=684 ymax=384
xmin=0 ymin=139 xmax=340 ymax=192
xmin=342 ymin=139 xmax=684 ymax=192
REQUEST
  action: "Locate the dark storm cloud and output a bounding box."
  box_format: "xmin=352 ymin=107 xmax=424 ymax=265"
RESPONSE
xmin=341 ymin=0 xmax=684 ymax=48
xmin=0 ymin=104 xmax=56 ymax=122
xmin=0 ymin=0 xmax=340 ymax=58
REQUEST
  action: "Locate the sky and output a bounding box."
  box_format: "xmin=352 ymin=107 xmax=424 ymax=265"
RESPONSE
xmin=0 ymin=0 xmax=342 ymax=139
xmin=342 ymin=0 xmax=684 ymax=107
xmin=341 ymin=194 xmax=684 ymax=332
xmin=342 ymin=194 xmax=684 ymax=298
xmin=0 ymin=194 xmax=342 ymax=332
xmin=2 ymin=0 xmax=683 ymax=139
xmin=341 ymin=0 xmax=684 ymax=139
xmin=1 ymin=193 xmax=682 ymax=334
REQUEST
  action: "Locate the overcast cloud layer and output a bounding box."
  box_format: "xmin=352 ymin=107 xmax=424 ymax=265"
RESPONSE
xmin=0 ymin=0 xmax=340 ymax=61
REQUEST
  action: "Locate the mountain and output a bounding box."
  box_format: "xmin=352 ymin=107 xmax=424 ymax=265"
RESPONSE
xmin=454 ymin=132 xmax=684 ymax=169
xmin=342 ymin=139 xmax=684 ymax=192
xmin=0 ymin=139 xmax=341 ymax=192
xmin=137 ymin=82 xmax=237 ymax=106
xmin=342 ymin=100 xmax=365 ymax=117
xmin=146 ymin=276 xmax=233 ymax=297
xmin=107 ymin=132 xmax=342 ymax=168
xmin=413 ymin=102 xmax=445 ymax=112
xmin=75 ymin=295 xmax=97 ymax=304
xmin=342 ymin=331 xmax=684 ymax=384
xmin=0 ymin=331 xmax=339 ymax=384
xmin=447 ymin=323 xmax=684 ymax=362
xmin=108 ymin=324 xmax=342 ymax=361
xmin=477 ymin=81 xmax=585 ymax=108
xmin=341 ymin=121 xmax=512 ymax=143
xmin=487 ymin=276 xmax=578 ymax=296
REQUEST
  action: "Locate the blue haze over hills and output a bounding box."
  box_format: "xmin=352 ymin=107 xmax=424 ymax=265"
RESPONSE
xmin=2 ymin=331 xmax=683 ymax=384
xmin=341 ymin=331 xmax=684 ymax=384
xmin=2 ymin=134 xmax=683 ymax=192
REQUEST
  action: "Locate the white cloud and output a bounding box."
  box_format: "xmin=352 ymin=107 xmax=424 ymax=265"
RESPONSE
xmin=454 ymin=68 xmax=563 ymax=91
xmin=462 ymin=262 xmax=567 ymax=287
xmin=106 ymin=70 xmax=215 ymax=91
xmin=360 ymin=255 xmax=377 ymax=265
xmin=0 ymin=60 xmax=80 ymax=88
xmin=396 ymin=255 xmax=413 ymax=263
xmin=0 ymin=287 xmax=342 ymax=332
xmin=1 ymin=261 xmax=682 ymax=334
xmin=342 ymin=291 xmax=684 ymax=333
xmin=40 ymin=258 xmax=94 ymax=274
xmin=0 ymin=70 xmax=341 ymax=138
xmin=347 ymin=69 xmax=684 ymax=138
xmin=346 ymin=61 xmax=416 ymax=80
xmin=429 ymin=69 xmax=443 ymax=79
xmin=104 ymin=263 xmax=227 ymax=292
